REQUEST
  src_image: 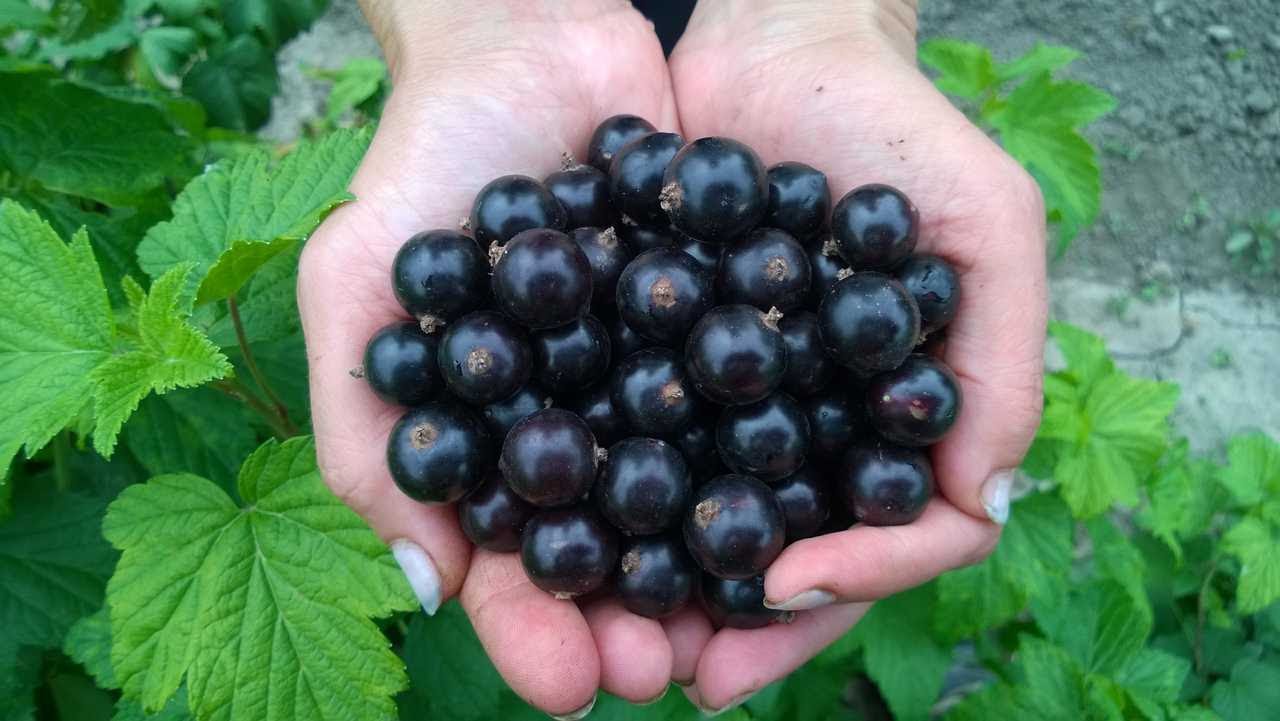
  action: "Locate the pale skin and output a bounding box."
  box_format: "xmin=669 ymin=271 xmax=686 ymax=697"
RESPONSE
xmin=299 ymin=0 xmax=1047 ymax=716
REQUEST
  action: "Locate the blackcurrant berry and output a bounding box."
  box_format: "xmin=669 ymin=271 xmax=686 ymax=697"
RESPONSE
xmin=616 ymin=247 xmax=714 ymax=346
xmin=762 ymin=161 xmax=831 ymax=242
xmin=470 ymin=174 xmax=567 ymax=246
xmin=661 ymin=137 xmax=767 ymax=243
xmin=673 ymin=407 xmax=725 ymax=479
xmin=685 ymin=304 xmax=788 ymax=406
xmin=521 ymin=506 xmax=618 ymax=598
xmin=595 ymin=437 xmax=691 ymax=535
xmin=391 ymin=230 xmax=488 ymax=330
xmin=501 ymin=408 xmax=599 ymax=507
xmin=675 ymin=231 xmax=724 ymax=274
xmin=866 ymin=354 xmax=962 ymax=446
xmin=566 ymin=382 xmax=628 ymax=447
xmin=363 ymin=321 xmax=440 ymax=406
xmin=481 ymin=381 xmax=551 ymax=440
xmin=716 ymin=392 xmax=810 ymax=481
xmin=716 ymin=228 xmax=811 ymax=312
xmin=617 ymin=535 xmax=697 ymax=619
xmin=437 ymin=311 xmax=532 ymax=405
xmin=803 ymin=386 xmax=867 ymax=458
xmin=459 ymin=472 xmax=535 ymax=552
xmin=619 ymin=223 xmax=675 ymax=253
xmin=701 ymin=574 xmax=782 ymax=629
xmin=531 ymin=315 xmax=612 ymax=393
xmin=807 ymin=240 xmax=849 ymax=306
xmin=778 ymin=311 xmax=834 ymax=398
xmin=570 ymin=227 xmax=632 ymax=307
xmin=894 ymin=254 xmax=960 ymax=336
xmin=545 ymin=164 xmax=614 ymax=229
xmin=387 ymin=402 xmax=491 ymax=504
xmin=817 ymin=272 xmax=920 ymax=377
xmin=837 ymin=440 xmax=934 ymax=525
xmin=611 ymin=347 xmax=697 ymax=435
xmin=772 ymin=465 xmax=829 ymax=542
xmin=609 ymin=132 xmax=685 ymax=225
xmin=606 ymin=310 xmax=649 ymax=359
xmin=684 ymin=474 xmax=786 ymax=579
xmin=491 ymin=228 xmax=593 ymax=330
xmin=587 ymin=114 xmax=657 ymax=171
xmin=831 ymin=184 xmax=918 ymax=269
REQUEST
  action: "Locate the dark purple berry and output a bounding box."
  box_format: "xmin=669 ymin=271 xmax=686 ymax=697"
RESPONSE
xmin=617 ymin=535 xmax=697 ymax=619
xmin=673 ymin=408 xmax=724 ymax=479
xmin=772 ymin=465 xmax=829 ymax=542
xmin=437 ymin=311 xmax=531 ymax=405
xmin=616 ymin=247 xmax=714 ymax=346
xmin=571 ymin=227 xmax=632 ymax=307
xmin=596 ymin=437 xmax=691 ymax=535
xmin=566 ymin=382 xmax=628 ymax=447
xmin=807 ymin=240 xmax=849 ymax=305
xmin=387 ymin=402 xmax=491 ymax=504
xmin=606 ymin=310 xmax=649 ymax=358
xmin=532 ymin=315 xmax=611 ymax=392
xmin=763 ymin=161 xmax=831 ymax=242
xmin=545 ymin=164 xmax=614 ymax=229
xmin=866 ymin=354 xmax=962 ymax=446
xmin=701 ymin=574 xmax=781 ymax=629
xmin=587 ymin=114 xmax=657 ymax=171
xmin=837 ymin=440 xmax=934 ymax=525
xmin=501 ymin=408 xmax=599 ymax=507
xmin=817 ymin=272 xmax=920 ymax=377
xmin=612 ymin=347 xmax=697 ymax=435
xmin=716 ymin=393 xmax=810 ymax=482
xmin=481 ymin=382 xmax=551 ymax=440
xmin=391 ymin=230 xmax=488 ymax=329
xmin=675 ymin=231 xmax=724 ymax=274
xmin=778 ymin=311 xmax=834 ymax=398
xmin=470 ymin=175 xmax=567 ymax=246
xmin=609 ymin=132 xmax=685 ymax=225
xmin=685 ymin=304 xmax=787 ymax=406
xmin=521 ymin=507 xmax=618 ymax=598
xmin=491 ymin=228 xmax=592 ymax=330
xmin=363 ymin=321 xmax=440 ymax=406
xmin=716 ymin=228 xmax=811 ymax=312
xmin=803 ymin=387 xmax=867 ymax=458
xmin=831 ymin=184 xmax=918 ymax=269
xmin=894 ymin=254 xmax=960 ymax=336
xmin=618 ymin=223 xmax=675 ymax=253
xmin=661 ymin=137 xmax=767 ymax=243
xmin=684 ymin=474 xmax=786 ymax=579
xmin=460 ymin=472 xmax=535 ymax=552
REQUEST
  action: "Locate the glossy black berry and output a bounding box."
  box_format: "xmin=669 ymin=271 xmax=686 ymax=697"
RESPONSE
xmin=772 ymin=465 xmax=829 ymax=542
xmin=866 ymin=354 xmax=962 ymax=446
xmin=501 ymin=408 xmax=599 ymax=507
xmin=437 ymin=311 xmax=531 ymax=405
xmin=531 ymin=315 xmax=611 ymax=392
xmin=391 ymin=230 xmax=488 ymax=329
xmin=763 ymin=161 xmax=831 ymax=242
xmin=611 ymin=347 xmax=697 ymax=435
xmin=596 ymin=437 xmax=691 ymax=535
xmin=587 ymin=114 xmax=657 ymax=171
xmin=684 ymin=474 xmax=786 ymax=579
xmin=470 ymin=174 xmax=567 ymax=246
xmin=545 ymin=164 xmax=614 ymax=229
xmin=807 ymin=241 xmax=849 ymax=305
xmin=701 ymin=574 xmax=781 ymax=629
xmin=717 ymin=228 xmax=811 ymax=312
xmin=491 ymin=228 xmax=593 ymax=330
xmin=817 ymin=272 xmax=920 ymax=376
xmin=481 ymin=382 xmax=551 ymax=440
xmin=685 ymin=304 xmax=788 ymax=406
xmin=617 ymin=534 xmax=697 ymax=619
xmin=609 ymin=132 xmax=684 ymax=225
xmin=661 ymin=137 xmax=767 ymax=243
xmin=837 ymin=440 xmax=934 ymax=525
xmin=387 ymin=402 xmax=491 ymax=504
xmin=831 ymin=184 xmax=918 ymax=269
xmin=894 ymin=254 xmax=960 ymax=336
xmin=363 ymin=321 xmax=440 ymax=406
xmin=778 ymin=311 xmax=834 ymax=398
xmin=675 ymin=231 xmax=724 ymax=274
xmin=716 ymin=392 xmax=810 ymax=481
xmin=459 ymin=472 xmax=535 ymax=552
xmin=605 ymin=311 xmax=650 ymax=362
xmin=570 ymin=227 xmax=632 ymax=307
xmin=619 ymin=223 xmax=675 ymax=252
xmin=803 ymin=387 xmax=867 ymax=458
xmin=616 ymin=247 xmax=714 ymax=346
xmin=566 ymin=382 xmax=628 ymax=447
xmin=521 ymin=507 xmax=619 ymax=598
xmin=673 ymin=408 xmax=724 ymax=479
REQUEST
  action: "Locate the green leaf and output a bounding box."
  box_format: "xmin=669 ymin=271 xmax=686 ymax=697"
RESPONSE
xmin=1048 ymin=321 xmax=1115 ymax=391
xmin=1087 ymin=516 xmax=1150 ymax=611
xmin=1114 ymin=648 xmax=1190 ymax=710
xmin=1033 ymin=581 xmax=1152 ymax=677
xmin=1221 ymin=517 xmax=1280 ymax=613
xmin=745 ymin=660 xmax=854 ymax=721
xmin=223 ymin=0 xmax=328 ymax=49
xmin=1138 ymin=440 xmax=1225 ymax=560
xmin=399 ymin=601 xmax=508 ymax=721
xmin=849 ymin=583 xmax=950 ymax=721
xmin=996 ymin=43 xmax=1081 ymax=81
xmin=1014 ymin=635 xmax=1087 ymax=719
xmin=0 ymin=200 xmax=114 ymax=477
xmin=182 ymin=34 xmax=278 ymax=131
xmin=104 ymin=436 xmax=417 ymax=720
xmin=38 ymin=13 xmax=139 ymax=62
xmin=64 ymin=607 xmax=117 ymax=688
xmin=1216 ymin=432 xmax=1280 ymax=510
xmin=47 ymin=668 xmax=116 ymax=721
xmin=317 ymin=57 xmax=387 ymax=122
xmin=936 ymin=492 xmax=1074 ymax=637
xmin=990 ymin=72 xmax=1116 ymax=129
xmin=136 ymin=25 xmax=198 ymax=89
xmin=112 ymin=690 xmax=193 ymax=721
xmin=918 ymin=38 xmax=997 ymax=99
xmin=0 ymin=643 xmax=42 ymax=721
xmin=1209 ymin=656 xmax=1280 ymax=721
xmin=0 ymin=0 xmax=52 ymax=30
xmin=0 ymin=74 xmax=191 ymax=206
xmin=135 ymin=127 xmax=371 ymax=304
xmin=121 ymin=388 xmax=257 ymax=489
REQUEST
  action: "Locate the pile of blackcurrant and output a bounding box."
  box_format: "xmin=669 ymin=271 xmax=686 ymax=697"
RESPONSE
xmin=364 ymin=115 xmax=963 ymax=629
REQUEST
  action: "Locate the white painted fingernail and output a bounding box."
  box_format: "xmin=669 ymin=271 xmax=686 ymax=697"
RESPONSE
xmin=980 ymin=469 xmax=1015 ymax=525
xmin=699 ymin=690 xmax=756 ymax=716
xmin=764 ymin=589 xmax=835 ymax=611
xmin=390 ymin=539 xmax=442 ymax=616
xmin=549 ymin=693 xmax=596 ymax=720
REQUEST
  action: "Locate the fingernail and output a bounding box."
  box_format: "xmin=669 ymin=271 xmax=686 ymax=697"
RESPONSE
xmin=980 ymin=470 xmax=1015 ymax=525
xmin=764 ymin=589 xmax=835 ymax=611
xmin=699 ymin=690 xmax=756 ymax=717
xmin=637 ymin=686 xmax=670 ymax=706
xmin=390 ymin=539 xmax=442 ymax=615
xmin=549 ymin=693 xmax=596 ymax=721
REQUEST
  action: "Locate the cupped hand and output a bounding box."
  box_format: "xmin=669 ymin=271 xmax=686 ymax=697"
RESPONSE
xmin=666 ymin=0 xmax=1047 ymax=710
xmin=298 ymin=2 xmax=680 ymax=715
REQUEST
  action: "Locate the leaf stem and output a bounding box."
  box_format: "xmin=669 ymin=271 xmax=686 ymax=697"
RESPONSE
xmin=1193 ymin=551 xmax=1223 ymax=674
xmin=227 ymin=296 xmax=298 ymax=437
xmin=214 ymin=379 xmax=295 ymax=440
